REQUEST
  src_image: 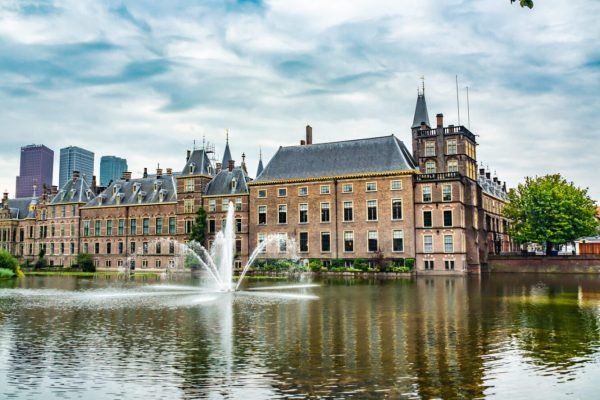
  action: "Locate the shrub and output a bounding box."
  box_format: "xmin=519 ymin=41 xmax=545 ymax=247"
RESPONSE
xmin=391 ymin=266 xmax=411 ymax=273
xmin=405 ymin=258 xmax=415 ymax=270
xmin=76 ymin=253 xmax=96 ymax=273
xmin=308 ymin=259 xmax=323 ymax=272
xmin=0 ymin=250 xmax=23 ymax=278
xmin=0 ymin=268 xmax=15 ymax=279
xmin=330 ymin=259 xmax=345 ymax=269
xmin=353 ymin=258 xmax=368 ymax=271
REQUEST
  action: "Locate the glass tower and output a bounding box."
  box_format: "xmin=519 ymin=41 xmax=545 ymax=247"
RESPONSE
xmin=100 ymin=156 xmax=128 ymax=186
xmin=59 ymin=146 xmax=94 ymax=188
xmin=15 ymin=144 xmax=54 ymax=198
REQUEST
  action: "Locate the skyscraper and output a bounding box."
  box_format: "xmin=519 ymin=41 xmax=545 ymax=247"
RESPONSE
xmin=15 ymin=144 xmax=54 ymax=198
xmin=100 ymin=156 xmax=128 ymax=186
xmin=59 ymin=146 xmax=94 ymax=188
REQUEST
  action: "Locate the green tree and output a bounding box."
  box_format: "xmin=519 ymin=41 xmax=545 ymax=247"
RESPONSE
xmin=0 ymin=250 xmax=24 ymax=278
xmin=35 ymin=248 xmax=48 ymax=270
xmin=189 ymin=207 xmax=207 ymax=245
xmin=503 ymin=174 xmax=598 ymax=255
xmin=511 ymin=0 xmax=533 ymax=9
xmin=76 ymin=253 xmax=96 ymax=273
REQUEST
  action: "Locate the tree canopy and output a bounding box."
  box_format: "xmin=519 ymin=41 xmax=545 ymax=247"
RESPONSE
xmin=511 ymin=0 xmax=534 ymax=9
xmin=503 ymin=174 xmax=598 ymax=254
xmin=189 ymin=206 xmax=207 ymax=245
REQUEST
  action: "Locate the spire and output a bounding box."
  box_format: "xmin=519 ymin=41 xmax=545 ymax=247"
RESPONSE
xmin=411 ymin=79 xmax=430 ymax=129
xmin=221 ymin=129 xmax=232 ymax=167
xmin=256 ymin=147 xmax=264 ymax=177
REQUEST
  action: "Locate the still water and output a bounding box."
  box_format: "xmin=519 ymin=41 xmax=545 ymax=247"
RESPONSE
xmin=1 ymin=274 xmax=600 ymax=399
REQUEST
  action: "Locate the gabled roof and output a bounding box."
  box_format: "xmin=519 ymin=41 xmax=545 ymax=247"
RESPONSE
xmin=50 ymin=176 xmax=95 ymax=204
xmin=181 ymin=150 xmax=214 ymax=176
xmin=254 ymin=135 xmax=417 ymax=182
xmin=204 ymin=166 xmax=251 ymax=196
xmin=412 ymin=93 xmax=430 ymax=129
xmin=6 ymin=198 xmax=33 ymax=220
xmin=84 ymin=175 xmax=177 ymax=207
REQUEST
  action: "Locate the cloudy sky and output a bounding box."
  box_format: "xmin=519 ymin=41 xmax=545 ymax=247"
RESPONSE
xmin=1 ymin=0 xmax=599 ymax=199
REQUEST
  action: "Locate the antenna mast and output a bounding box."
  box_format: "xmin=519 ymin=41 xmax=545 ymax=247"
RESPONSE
xmin=456 ymin=75 xmax=461 ymax=126
xmin=466 ymin=86 xmax=471 ymax=130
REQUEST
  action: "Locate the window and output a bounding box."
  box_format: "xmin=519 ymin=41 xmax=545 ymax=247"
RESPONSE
xmin=320 ymin=185 xmax=330 ymax=195
xmin=51 ymin=207 xmax=55 ymax=218
xmin=118 ymin=242 xmax=123 ymax=254
xmin=447 ymin=139 xmax=457 ymax=155
xmin=83 ymin=220 xmax=90 ymax=237
xmin=94 ymin=243 xmax=100 ymax=254
xmin=447 ymin=160 xmax=458 ymax=173
xmin=366 ymin=182 xmax=377 ymax=192
xmin=342 ymin=183 xmax=353 ymax=193
xmin=185 ymin=178 xmax=195 ymax=192
xmin=185 ymin=220 xmax=193 ymax=234
xmin=235 ymin=238 xmax=242 ymax=254
xmin=444 ymin=235 xmax=454 ymax=253
xmin=392 ymin=199 xmax=402 ymax=220
xmin=106 ymin=242 xmax=111 ymax=254
xmin=423 ymin=211 xmax=432 ymax=227
xmin=143 ymin=218 xmax=149 ymax=235
xmin=258 ymin=206 xmax=267 ymax=225
xmin=424 ymin=235 xmax=433 ymax=253
xmin=343 ymin=201 xmax=353 ymax=222
xmin=422 ymin=186 xmax=432 ymax=202
xmin=425 ymin=161 xmax=436 ymax=174
xmin=298 ymin=187 xmax=308 ymax=196
xmin=425 ymin=260 xmax=434 ymax=270
xmin=443 ymin=210 xmax=453 ymax=227
xmin=393 ymin=230 xmax=404 ymax=252
xmin=71 ymin=205 xmax=76 ymax=216
xmin=368 ymin=231 xmax=378 ymax=252
xmin=61 ymin=206 xmax=66 ymax=217
xmin=299 ymin=204 xmax=308 ymax=223
xmin=156 ymin=218 xmax=163 ymax=235
xmin=184 ymin=199 xmax=194 ymax=214
xmin=321 ymin=232 xmax=331 ymax=252
xmin=118 ymin=219 xmax=125 ymax=236
xmin=445 ymin=260 xmax=455 ymax=270
xmin=208 ymin=199 xmax=216 ymax=212
xmin=60 ymin=242 xmax=64 ymax=254
xmin=50 ymin=243 xmax=55 ymax=255
xmin=209 ymin=220 xmax=216 ymax=233
xmin=169 ymin=217 xmax=176 ymax=234
xmin=130 ymin=241 xmax=136 ymax=254
xmin=258 ymin=189 xmax=267 ymax=198
xmin=221 ymin=198 xmax=229 ymax=212
xmin=442 ymin=184 xmax=452 ymax=201
xmin=70 ymin=242 xmax=75 ymax=254
xmin=156 ymin=242 xmax=161 ymax=254
xmin=235 ymin=198 xmax=242 ymax=211
xmin=299 ymin=232 xmax=308 ymax=252
xmin=142 ymin=259 xmax=148 ymax=268
xmin=278 ymin=205 xmax=287 ymax=224
xmin=106 ymin=260 xmax=112 ymax=268
xmin=367 ymin=200 xmax=377 ymax=221
xmin=83 ymin=243 xmax=88 ymax=254
xmin=278 ymin=188 xmax=287 ymax=197
xmin=258 ymin=233 xmax=266 ymax=253
xmin=107 ymin=220 xmax=113 ymax=236
xmin=130 ymin=219 xmax=137 ymax=235
xmin=391 ymin=180 xmax=402 ymax=190
xmin=236 ymin=218 xmax=242 ymax=233
xmin=278 ymin=233 xmax=287 ymax=252
xmin=344 ymin=231 xmax=354 ymax=252
xmin=156 ymin=260 xmax=162 ymax=269
xmin=320 ymin=203 xmax=330 ymax=223
xmin=169 ymin=241 xmax=175 ymax=254
xmin=425 ymin=141 xmax=435 ymax=157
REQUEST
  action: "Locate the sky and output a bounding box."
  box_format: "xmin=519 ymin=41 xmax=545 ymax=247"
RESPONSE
xmin=0 ymin=0 xmax=599 ymax=199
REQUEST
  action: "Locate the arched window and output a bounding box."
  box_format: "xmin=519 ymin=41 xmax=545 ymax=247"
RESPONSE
xmin=425 ymin=161 xmax=436 ymax=174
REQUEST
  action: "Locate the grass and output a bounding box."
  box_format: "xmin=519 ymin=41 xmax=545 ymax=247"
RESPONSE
xmin=25 ymin=271 xmax=161 ymax=277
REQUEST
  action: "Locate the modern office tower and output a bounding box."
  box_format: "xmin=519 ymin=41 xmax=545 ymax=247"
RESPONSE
xmin=59 ymin=146 xmax=94 ymax=188
xmin=15 ymin=144 xmax=54 ymax=198
xmin=99 ymin=156 xmax=128 ymax=186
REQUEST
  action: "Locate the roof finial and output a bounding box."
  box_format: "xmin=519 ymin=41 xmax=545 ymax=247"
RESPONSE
xmin=421 ymin=75 xmax=425 ymax=96
xmin=259 ymin=146 xmax=262 ymax=160
xmin=226 ymin=129 xmax=229 ymax=143
xmin=242 ymin=152 xmax=246 ymax=163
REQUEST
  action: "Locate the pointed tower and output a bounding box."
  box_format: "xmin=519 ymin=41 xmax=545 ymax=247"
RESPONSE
xmin=411 ymin=86 xmax=430 ymax=129
xmin=222 ymin=130 xmax=232 ymax=167
xmin=256 ymin=147 xmax=264 ymax=178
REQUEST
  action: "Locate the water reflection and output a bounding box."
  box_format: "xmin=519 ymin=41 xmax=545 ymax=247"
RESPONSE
xmin=1 ymin=275 xmax=600 ymax=399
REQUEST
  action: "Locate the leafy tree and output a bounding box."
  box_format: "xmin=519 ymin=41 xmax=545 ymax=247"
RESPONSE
xmin=511 ymin=0 xmax=533 ymax=9
xmin=189 ymin=207 xmax=207 ymax=245
xmin=503 ymin=174 xmax=598 ymax=255
xmin=76 ymin=253 xmax=96 ymax=273
xmin=0 ymin=250 xmax=24 ymax=278
xmin=35 ymin=248 xmax=48 ymax=270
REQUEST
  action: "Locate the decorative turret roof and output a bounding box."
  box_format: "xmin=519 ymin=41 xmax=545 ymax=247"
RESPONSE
xmin=221 ymin=132 xmax=232 ymax=167
xmin=256 ymin=148 xmax=264 ymax=178
xmin=412 ymin=92 xmax=430 ymax=129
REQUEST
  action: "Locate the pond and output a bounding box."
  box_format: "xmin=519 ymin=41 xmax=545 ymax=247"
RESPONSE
xmin=1 ymin=274 xmax=600 ymax=399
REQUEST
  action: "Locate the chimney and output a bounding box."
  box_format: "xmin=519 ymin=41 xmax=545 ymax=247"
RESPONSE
xmin=166 ymin=168 xmax=172 ymax=176
xmin=479 ymin=168 xmax=485 ymax=176
xmin=300 ymin=140 xmax=306 ymax=146
xmin=51 ymin=185 xmax=58 ymax=195
xmin=436 ymin=113 xmax=444 ymax=128
xmin=216 ymin=162 xmax=222 ymax=173
xmin=503 ymin=182 xmax=507 ymax=192
xmin=228 ymin=159 xmax=235 ymax=172
xmin=306 ymin=125 xmax=313 ymax=145
xmin=91 ymin=176 xmax=97 ymax=191
xmin=186 ymin=150 xmax=191 ymax=161
xmin=485 ymin=172 xmax=491 ymax=179
xmin=156 ymin=168 xmax=163 ymax=178
xmin=72 ymin=170 xmax=80 ymax=180
xmin=122 ymin=171 xmax=132 ymax=181
xmin=143 ymin=168 xmax=148 ymax=178
xmin=493 ymin=176 xmax=498 ymax=184
xmin=3 ymin=191 xmax=9 ymax=206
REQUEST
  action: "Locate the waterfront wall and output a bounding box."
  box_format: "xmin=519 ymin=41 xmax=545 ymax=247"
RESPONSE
xmin=488 ymin=255 xmax=600 ymax=274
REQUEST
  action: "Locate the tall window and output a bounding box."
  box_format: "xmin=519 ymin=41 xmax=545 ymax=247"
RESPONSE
xmin=143 ymin=242 xmax=149 ymax=254
xmin=425 ymin=141 xmax=436 ymax=156
xmin=185 ymin=178 xmax=194 ymax=192
xmin=118 ymin=241 xmax=123 ymax=254
xmin=209 ymin=219 xmax=216 ymax=233
xmin=299 ymin=204 xmax=308 ymax=223
xmin=106 ymin=242 xmax=111 ymax=254
xmin=258 ymin=233 xmax=266 ymax=253
xmin=367 ymin=200 xmax=377 ymax=221
xmin=208 ymin=199 xmax=216 ymax=212
xmin=94 ymin=243 xmax=100 ymax=254
xmin=236 ymin=218 xmax=242 ymax=233
xmin=117 ymin=219 xmax=124 ymax=236
xmin=169 ymin=217 xmax=176 ymax=234
xmin=425 ymin=260 xmax=434 ymax=270
xmin=321 ymin=232 xmax=331 ymax=252
xmin=393 ymin=230 xmax=404 ymax=252
xmin=447 ymin=160 xmax=458 ymax=173
xmin=130 ymin=219 xmax=137 ymax=235
xmin=392 ymin=199 xmax=402 ymax=220
xmin=423 ymin=211 xmax=432 ymax=227
xmin=344 ymin=231 xmax=354 ymax=252
xmin=442 ymin=184 xmax=452 ymax=201
xmin=107 ymin=220 xmax=113 ymax=236
xmin=156 ymin=242 xmax=161 ymax=254
xmin=185 ymin=220 xmax=193 ymax=234
xmin=258 ymin=206 xmax=267 ymax=225
xmin=222 ymin=199 xmax=229 ymax=211
xmin=343 ymin=201 xmax=353 ymax=222
xmin=235 ymin=239 xmax=242 ymax=254
xmin=443 ymin=210 xmax=453 ymax=227
xmin=447 ymin=139 xmax=457 ymax=155
xmin=143 ymin=218 xmax=149 ymax=235
xmin=95 ymin=220 xmax=101 ymax=236
xmin=184 ymin=199 xmax=194 ymax=214
xmin=83 ymin=220 xmax=90 ymax=237
xmin=278 ymin=205 xmax=287 ymax=224
xmin=278 ymin=233 xmax=287 ymax=252
xmin=368 ymin=231 xmax=378 ymax=252
xmin=425 ymin=161 xmax=436 ymax=174
xmin=422 ymin=186 xmax=432 ymax=202
xmin=235 ymin=198 xmax=242 ymax=211
xmin=424 ymin=235 xmax=433 ymax=253
xmin=320 ymin=203 xmax=330 ymax=223
xmin=156 ymin=217 xmax=163 ymax=235
xmin=299 ymin=232 xmax=308 ymax=252
xmin=445 ymin=260 xmax=455 ymax=270
xmin=444 ymin=235 xmax=454 ymax=253
xmin=130 ymin=241 xmax=136 ymax=254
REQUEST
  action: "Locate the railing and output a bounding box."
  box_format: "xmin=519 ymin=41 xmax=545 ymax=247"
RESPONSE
xmin=415 ymin=172 xmax=462 ymax=181
xmin=414 ymin=125 xmax=477 ymax=143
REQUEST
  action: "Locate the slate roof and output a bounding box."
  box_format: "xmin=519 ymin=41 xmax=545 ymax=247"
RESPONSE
xmin=254 ymin=135 xmax=417 ymax=182
xmin=6 ymin=198 xmax=34 ymax=219
xmin=181 ymin=150 xmax=214 ymax=176
xmin=50 ymin=176 xmax=95 ymax=204
xmin=84 ymin=175 xmax=177 ymax=207
xmin=221 ymin=141 xmax=232 ymax=168
xmin=204 ymin=166 xmax=251 ymax=196
xmin=412 ymin=93 xmax=430 ymax=129
xmin=256 ymin=158 xmax=264 ymax=178
xmin=478 ymin=175 xmax=508 ymax=201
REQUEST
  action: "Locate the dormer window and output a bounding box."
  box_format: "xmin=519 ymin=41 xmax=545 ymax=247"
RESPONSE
xmin=159 ymin=189 xmax=167 ymax=203
xmin=97 ymin=195 xmax=104 ymax=206
xmin=86 ymin=190 xmax=93 ymax=201
xmin=154 ymin=180 xmax=163 ymax=192
xmin=137 ymin=191 xmax=146 ymax=204
xmin=69 ymin=188 xmax=77 ymax=200
xmin=132 ymin=182 xmax=141 ymax=193
xmin=189 ymin=163 xmax=196 ymax=174
xmin=113 ymin=184 xmax=121 ymax=195
xmin=230 ymin=178 xmax=237 ymax=191
xmin=116 ymin=193 xmax=125 ymax=205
